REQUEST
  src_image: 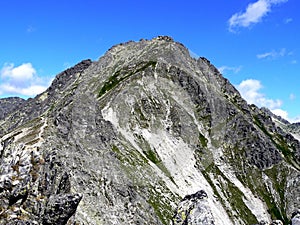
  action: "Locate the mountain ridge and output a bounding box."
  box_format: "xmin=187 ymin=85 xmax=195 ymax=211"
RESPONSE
xmin=0 ymin=36 xmax=299 ymax=225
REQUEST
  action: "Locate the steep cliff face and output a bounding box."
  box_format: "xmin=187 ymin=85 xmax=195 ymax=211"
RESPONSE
xmin=0 ymin=36 xmax=299 ymax=225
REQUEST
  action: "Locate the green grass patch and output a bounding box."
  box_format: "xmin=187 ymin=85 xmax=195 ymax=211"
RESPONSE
xmin=98 ymin=61 xmax=157 ymax=98
xmin=144 ymin=149 xmax=160 ymax=164
xmin=147 ymin=190 xmax=175 ymax=225
xmin=143 ymin=149 xmax=175 ymax=184
xmin=263 ymin=167 xmax=289 ymax=224
xmin=199 ymin=132 xmax=208 ymax=148
xmin=111 ymin=144 xmax=148 ymax=166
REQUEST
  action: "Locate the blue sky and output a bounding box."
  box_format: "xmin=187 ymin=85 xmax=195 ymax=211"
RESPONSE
xmin=0 ymin=0 xmax=299 ymax=122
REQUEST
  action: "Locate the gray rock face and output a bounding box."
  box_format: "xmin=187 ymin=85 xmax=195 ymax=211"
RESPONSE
xmin=173 ymin=190 xmax=215 ymax=225
xmin=0 ymin=36 xmax=299 ymax=224
xmin=0 ymin=59 xmax=92 ymax=137
xmin=0 ymin=97 xmax=25 ymax=120
xmin=43 ymin=193 xmax=82 ymax=225
xmin=289 ymin=123 xmax=300 ymax=133
xmin=292 ymin=210 xmax=300 ymax=225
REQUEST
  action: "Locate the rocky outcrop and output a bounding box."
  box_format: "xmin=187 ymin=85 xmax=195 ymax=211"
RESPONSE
xmin=172 ymin=190 xmax=215 ymax=225
xmin=0 ymin=116 xmax=82 ymax=224
xmin=0 ymin=97 xmax=25 ymax=120
xmin=42 ymin=193 xmax=82 ymax=225
xmin=0 ymin=37 xmax=299 ymax=224
xmin=292 ymin=210 xmax=300 ymax=225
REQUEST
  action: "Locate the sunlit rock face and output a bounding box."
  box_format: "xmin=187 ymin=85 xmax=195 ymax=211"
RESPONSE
xmin=0 ymin=36 xmax=299 ymax=225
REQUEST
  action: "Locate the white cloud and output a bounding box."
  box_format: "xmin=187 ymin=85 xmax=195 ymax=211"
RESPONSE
xmin=256 ymin=48 xmax=287 ymax=59
xmin=1 ymin=63 xmax=36 ymax=81
xmin=228 ymin=0 xmax=288 ymax=32
xmin=0 ymin=62 xmax=52 ymax=98
xmin=0 ymin=83 xmax=47 ymax=97
xmin=272 ymin=108 xmax=289 ymax=120
xmin=272 ymin=109 xmax=300 ymax=123
xmin=236 ymin=79 xmax=282 ymax=109
xmin=236 ymin=79 xmax=300 ymax=123
xmin=218 ymin=65 xmax=242 ymax=74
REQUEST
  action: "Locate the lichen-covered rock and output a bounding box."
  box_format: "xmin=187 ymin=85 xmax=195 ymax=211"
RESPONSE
xmin=172 ymin=190 xmax=215 ymax=225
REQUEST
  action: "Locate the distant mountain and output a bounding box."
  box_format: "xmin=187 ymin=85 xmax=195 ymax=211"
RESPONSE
xmin=0 ymin=36 xmax=299 ymax=225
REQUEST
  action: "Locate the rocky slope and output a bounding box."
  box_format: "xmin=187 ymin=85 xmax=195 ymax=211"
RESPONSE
xmin=0 ymin=36 xmax=299 ymax=225
xmin=0 ymin=59 xmax=92 ymax=137
xmin=0 ymin=97 xmax=25 ymax=120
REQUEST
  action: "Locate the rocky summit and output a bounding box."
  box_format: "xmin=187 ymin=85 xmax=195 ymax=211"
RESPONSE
xmin=0 ymin=36 xmax=299 ymax=225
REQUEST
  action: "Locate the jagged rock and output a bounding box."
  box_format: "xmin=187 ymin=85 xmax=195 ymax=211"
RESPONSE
xmin=254 ymin=220 xmax=284 ymax=225
xmin=292 ymin=210 xmax=300 ymax=225
xmin=172 ymin=190 xmax=215 ymax=225
xmin=9 ymin=176 xmax=30 ymax=206
xmin=256 ymin=221 xmax=269 ymax=225
xmin=270 ymin=220 xmax=283 ymax=225
xmin=0 ymin=97 xmax=25 ymax=120
xmin=288 ymin=123 xmax=300 ymax=134
xmin=6 ymin=219 xmax=38 ymax=225
xmin=56 ymin=172 xmax=71 ymax=194
xmin=155 ymin=35 xmax=174 ymax=41
xmin=42 ymin=193 xmax=82 ymax=225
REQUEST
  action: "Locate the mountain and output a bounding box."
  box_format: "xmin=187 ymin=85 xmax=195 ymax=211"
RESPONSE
xmin=0 ymin=36 xmax=299 ymax=225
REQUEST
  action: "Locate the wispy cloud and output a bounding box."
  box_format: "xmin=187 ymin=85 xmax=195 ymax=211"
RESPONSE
xmin=1 ymin=63 xmax=36 ymax=81
xmin=284 ymin=18 xmax=293 ymax=24
xmin=291 ymin=60 xmax=297 ymax=64
xmin=218 ymin=66 xmax=242 ymax=74
xmin=271 ymin=108 xmax=289 ymax=120
xmin=271 ymin=109 xmax=300 ymax=123
xmin=236 ymin=79 xmax=300 ymax=122
xmin=0 ymin=83 xmax=47 ymax=96
xmin=26 ymin=25 xmax=36 ymax=33
xmin=293 ymin=116 xmax=300 ymax=123
xmin=256 ymin=48 xmax=288 ymax=60
xmin=236 ymin=79 xmax=282 ymax=109
xmin=228 ymin=0 xmax=288 ymax=32
xmin=289 ymin=93 xmax=296 ymax=100
xmin=0 ymin=63 xmax=52 ymax=97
